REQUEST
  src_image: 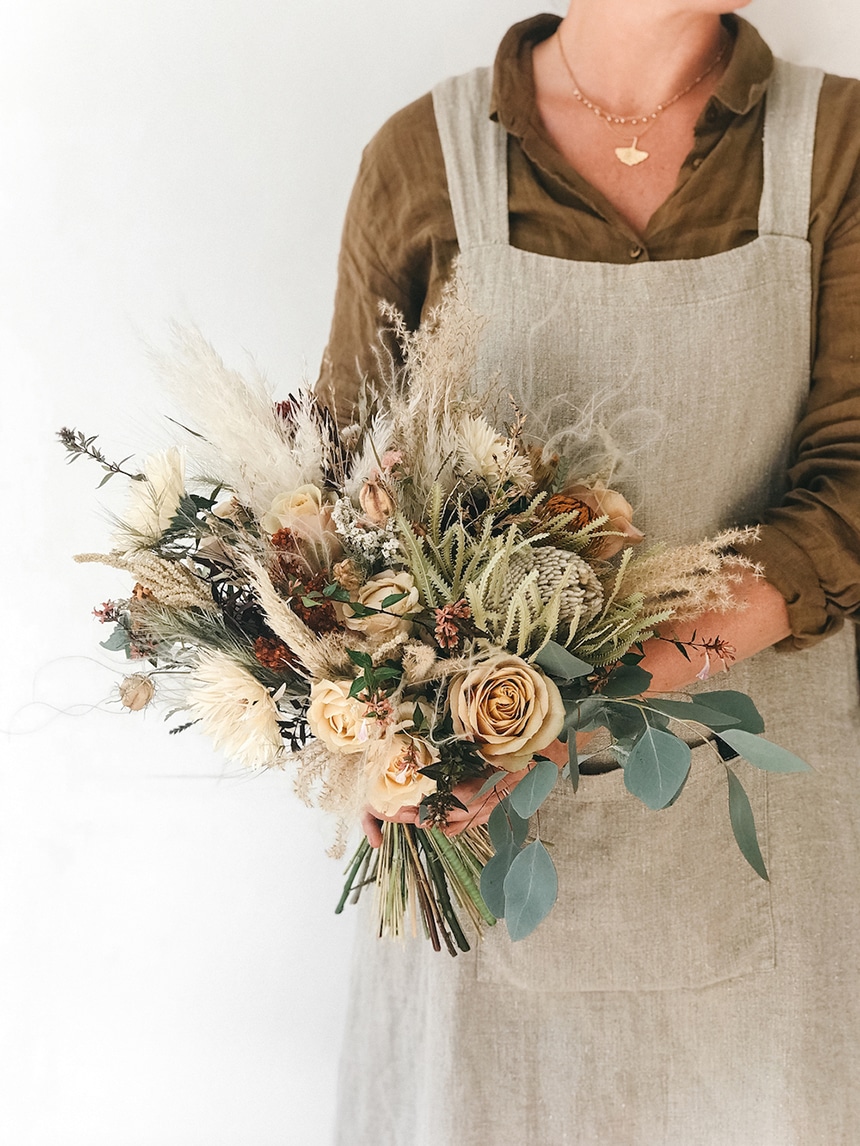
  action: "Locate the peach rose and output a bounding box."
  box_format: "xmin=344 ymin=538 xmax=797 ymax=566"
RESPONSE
xmin=307 ymin=679 xmax=369 ymax=754
xmin=564 ymin=482 xmax=644 ymax=558
xmin=448 ymin=654 xmax=566 ymax=772
xmin=364 ymin=734 xmax=437 ymax=816
xmin=343 ymin=569 xmax=420 ymax=639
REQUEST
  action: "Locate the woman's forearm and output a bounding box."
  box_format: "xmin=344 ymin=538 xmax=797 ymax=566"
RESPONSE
xmin=638 ymin=570 xmax=792 ymax=695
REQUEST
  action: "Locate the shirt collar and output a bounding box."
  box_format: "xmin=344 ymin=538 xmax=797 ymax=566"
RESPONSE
xmin=490 ymin=12 xmax=775 ymax=133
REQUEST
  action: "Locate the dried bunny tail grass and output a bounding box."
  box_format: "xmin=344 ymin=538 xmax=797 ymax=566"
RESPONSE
xmin=243 ymin=554 xmax=353 ymax=679
xmin=150 ymin=325 xmax=326 ymax=518
xmin=619 ymin=527 xmax=762 ymax=620
xmin=75 ymin=551 xmax=213 ymax=610
xmin=401 ymin=641 xmax=440 ymax=684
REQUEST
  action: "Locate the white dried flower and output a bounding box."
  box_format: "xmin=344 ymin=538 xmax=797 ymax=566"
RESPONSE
xmin=457 ymin=416 xmax=533 ymax=491
xmin=114 ymin=447 xmax=185 ymax=550
xmin=185 ymin=650 xmax=283 ymax=770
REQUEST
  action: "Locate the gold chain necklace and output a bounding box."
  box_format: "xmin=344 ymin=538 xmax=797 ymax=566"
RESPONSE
xmin=555 ymin=32 xmax=730 ymax=166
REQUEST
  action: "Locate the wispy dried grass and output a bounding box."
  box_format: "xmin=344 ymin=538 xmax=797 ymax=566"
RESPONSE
xmin=619 ymin=527 xmax=761 ymax=620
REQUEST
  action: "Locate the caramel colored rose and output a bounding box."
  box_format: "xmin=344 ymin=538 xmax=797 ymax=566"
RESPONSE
xmin=564 ymin=482 xmax=644 ymax=558
xmin=448 ymin=654 xmax=565 ymax=771
xmin=342 ymin=569 xmax=420 ymax=639
xmin=364 ymin=734 xmax=437 ymax=816
xmin=307 ymin=679 xmax=369 ymax=754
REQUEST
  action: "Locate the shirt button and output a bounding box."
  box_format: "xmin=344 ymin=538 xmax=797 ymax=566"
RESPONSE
xmin=629 ymin=245 xmax=643 ymax=259
xmin=692 ymin=156 xmax=704 ymax=169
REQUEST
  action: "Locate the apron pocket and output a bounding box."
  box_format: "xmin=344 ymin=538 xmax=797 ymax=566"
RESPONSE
xmin=475 ymin=749 xmax=774 ymax=992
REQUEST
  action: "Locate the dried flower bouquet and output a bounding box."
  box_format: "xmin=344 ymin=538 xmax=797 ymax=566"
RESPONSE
xmin=61 ymin=293 xmax=810 ymax=955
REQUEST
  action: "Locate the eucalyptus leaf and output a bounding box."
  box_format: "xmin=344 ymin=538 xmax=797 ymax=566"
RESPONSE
xmin=488 ymin=801 xmax=514 ymax=850
xmin=624 ymin=726 xmax=692 ymax=810
xmin=480 ymin=842 xmax=520 ymax=918
xmin=504 ymin=841 xmax=559 ymax=941
xmin=533 ymin=640 xmax=592 ymax=680
xmin=694 ymin=690 xmax=765 ymax=734
xmin=646 ymin=698 xmax=741 ymax=729
xmin=488 ymin=799 xmax=530 ymax=850
xmin=568 ymin=737 xmax=580 ymax=793
xmin=565 ymin=696 xmax=605 ymax=732
xmin=509 ymin=758 xmax=558 ymax=819
xmin=473 ymin=771 xmax=510 ymax=801
xmin=601 ymin=664 xmax=653 ymax=698
xmin=726 ymin=766 xmax=769 ymax=880
xmin=716 ymin=728 xmax=812 ymax=773
xmin=603 ymin=701 xmax=647 ymax=741
xmin=100 ymin=626 xmax=130 ymax=653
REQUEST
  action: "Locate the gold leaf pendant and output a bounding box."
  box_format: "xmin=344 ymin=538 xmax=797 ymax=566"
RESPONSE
xmin=615 ymin=138 xmax=649 ymax=167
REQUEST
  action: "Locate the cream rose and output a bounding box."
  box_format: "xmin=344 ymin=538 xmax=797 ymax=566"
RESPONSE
xmin=364 ymin=734 xmax=437 ymax=816
xmin=564 ymin=482 xmax=644 ymax=559
xmin=307 ymin=679 xmax=369 ymax=754
xmin=262 ymin=483 xmax=324 ymax=534
xmin=448 ymin=654 xmax=566 ymax=772
xmin=343 ymin=569 xmax=420 ymax=639
xmin=261 ymin=483 xmax=343 ymax=565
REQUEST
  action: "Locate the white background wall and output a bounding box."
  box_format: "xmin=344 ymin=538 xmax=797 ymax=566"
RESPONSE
xmin=0 ymin=3 xmax=856 ymax=1144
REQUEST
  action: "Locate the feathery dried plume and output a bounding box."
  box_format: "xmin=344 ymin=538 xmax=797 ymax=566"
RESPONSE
xmin=291 ymin=739 xmax=367 ymax=855
xmin=243 ymin=554 xmax=353 ymax=679
xmin=185 ymin=650 xmax=284 ymax=770
xmin=75 ymin=551 xmax=213 ymax=610
xmin=619 ymin=527 xmax=761 ymax=620
xmin=377 ymin=284 xmax=492 ymax=515
xmin=151 ymin=326 xmax=328 ymax=520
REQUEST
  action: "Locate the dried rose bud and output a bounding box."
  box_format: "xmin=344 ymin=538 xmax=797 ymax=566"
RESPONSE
xmin=359 ymin=478 xmax=396 ymax=525
xmin=118 ymin=674 xmax=156 ymax=711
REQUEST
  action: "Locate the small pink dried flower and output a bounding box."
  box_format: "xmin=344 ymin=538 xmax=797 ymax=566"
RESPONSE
xmin=93 ymin=601 xmax=119 ymax=624
xmin=434 ymin=599 xmax=472 ymax=650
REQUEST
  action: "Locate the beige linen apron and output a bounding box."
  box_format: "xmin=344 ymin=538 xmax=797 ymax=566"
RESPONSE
xmin=336 ymin=61 xmax=860 ymax=1145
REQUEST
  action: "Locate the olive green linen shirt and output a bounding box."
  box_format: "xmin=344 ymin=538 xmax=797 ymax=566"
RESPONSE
xmin=317 ymin=14 xmax=860 ymax=649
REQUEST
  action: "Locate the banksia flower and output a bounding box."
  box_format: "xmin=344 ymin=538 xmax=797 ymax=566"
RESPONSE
xmin=505 ymin=546 xmax=604 ymax=629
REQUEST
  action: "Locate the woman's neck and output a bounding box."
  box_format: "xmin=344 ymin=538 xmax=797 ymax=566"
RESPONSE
xmin=552 ymin=3 xmax=729 ymax=117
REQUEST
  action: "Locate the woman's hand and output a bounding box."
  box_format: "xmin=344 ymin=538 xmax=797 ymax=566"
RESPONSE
xmin=361 ymin=732 xmax=594 ymax=847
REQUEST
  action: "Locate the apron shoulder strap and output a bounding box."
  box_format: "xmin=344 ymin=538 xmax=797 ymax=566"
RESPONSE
xmin=759 ymin=58 xmax=824 ymax=239
xmin=432 ymin=67 xmax=509 ymax=249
